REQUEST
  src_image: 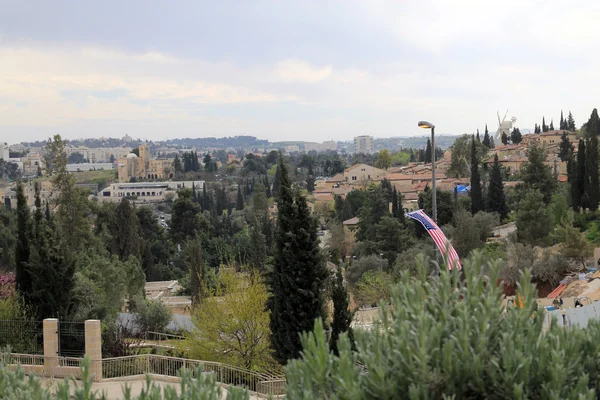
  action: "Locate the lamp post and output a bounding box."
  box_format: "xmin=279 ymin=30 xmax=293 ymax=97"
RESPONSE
xmin=418 ymin=121 xmax=438 ymax=275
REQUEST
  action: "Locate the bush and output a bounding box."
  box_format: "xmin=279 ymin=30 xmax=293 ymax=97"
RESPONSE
xmin=131 ymin=298 xmax=173 ymax=335
xmin=354 ymin=270 xmax=393 ymax=307
xmin=345 ymin=255 xmax=387 ymax=288
xmin=285 ymin=251 xmax=600 ymax=399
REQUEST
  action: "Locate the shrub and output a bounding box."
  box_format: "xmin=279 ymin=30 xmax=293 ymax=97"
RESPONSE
xmin=286 ymin=251 xmax=600 ymax=399
xmin=131 ymin=298 xmax=173 ymax=335
xmin=345 ymin=255 xmax=387 ymax=288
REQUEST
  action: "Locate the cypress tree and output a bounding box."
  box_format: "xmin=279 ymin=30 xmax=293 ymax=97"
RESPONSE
xmin=330 ymin=265 xmax=354 ymax=355
xmin=486 ymin=154 xmax=509 ymax=220
xmin=558 ymin=132 xmax=573 ymax=162
xmin=265 ymin=175 xmax=272 ymax=198
xmin=501 ymin=132 xmax=509 ymax=145
xmin=272 ymin=164 xmax=281 ymax=198
xmin=269 ymin=155 xmax=328 ymax=364
xmin=490 ymin=137 xmax=495 ymax=148
xmin=15 ymin=182 xmax=32 ymax=301
xmin=470 ymin=135 xmax=483 ymax=214
xmin=585 ymin=109 xmax=600 ymax=211
xmin=510 ymin=128 xmax=522 ymax=144
xmin=192 ymin=183 xmax=197 ymax=203
xmin=568 ymin=111 xmax=576 ymax=131
xmin=424 ymin=139 xmax=432 ymax=163
xmin=560 ymin=111 xmax=566 ymax=130
xmin=392 ymin=187 xmax=398 ymax=219
xmin=482 ymin=124 xmax=491 ymax=148
xmin=542 ymin=117 xmax=549 ymax=132
xmin=33 ymin=182 xmax=43 ymax=238
xmin=549 ymin=119 xmax=555 ymax=131
xmin=576 ymin=139 xmax=586 ymax=210
xmin=306 ymin=163 xmax=315 ymax=193
xmin=110 ymin=198 xmax=142 ymax=262
xmin=567 ymin=152 xmax=578 ymax=211
xmin=202 ymin=184 xmax=209 ymax=212
xmin=236 ymin=185 xmax=244 ymax=210
xmin=476 ymin=129 xmax=480 ymax=142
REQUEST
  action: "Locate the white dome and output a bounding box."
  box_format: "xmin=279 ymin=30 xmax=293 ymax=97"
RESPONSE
xmin=126 ymin=153 xmax=138 ymax=158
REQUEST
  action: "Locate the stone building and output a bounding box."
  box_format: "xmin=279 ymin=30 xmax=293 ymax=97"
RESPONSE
xmin=116 ymin=144 xmax=172 ymax=182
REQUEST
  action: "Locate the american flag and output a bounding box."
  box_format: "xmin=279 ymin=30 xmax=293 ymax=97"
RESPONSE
xmin=405 ymin=209 xmax=462 ymax=271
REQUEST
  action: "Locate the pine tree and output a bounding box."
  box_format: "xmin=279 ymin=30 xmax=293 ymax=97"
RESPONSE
xmin=549 ymin=119 xmax=555 ymax=131
xmin=486 ymin=154 xmax=509 ymax=220
xmin=501 ymin=132 xmax=509 ymax=145
xmin=330 ymin=265 xmax=354 ymax=355
xmin=576 ymin=139 xmax=586 ymax=210
xmin=470 ymin=135 xmax=483 ymax=214
xmin=236 ymin=185 xmax=244 ymax=210
xmin=585 ymin=109 xmax=600 ymax=211
xmin=522 ymin=142 xmax=556 ymax=204
xmin=269 ymin=155 xmax=328 ymax=364
xmin=15 ymin=182 xmax=32 ymax=301
xmin=568 ymin=111 xmax=576 ymax=131
xmin=424 ymin=139 xmax=432 ymax=163
xmin=558 ymin=132 xmax=573 ymax=162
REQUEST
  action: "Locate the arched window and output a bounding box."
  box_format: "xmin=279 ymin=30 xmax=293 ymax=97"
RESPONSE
xmin=152 ymin=192 xmax=155 ymax=196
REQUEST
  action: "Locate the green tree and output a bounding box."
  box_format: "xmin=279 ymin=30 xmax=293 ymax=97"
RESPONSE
xmin=521 ymin=141 xmax=555 ymax=204
xmin=568 ymin=111 xmax=576 ymax=131
xmin=500 ymin=131 xmax=509 ymax=145
xmin=110 ymin=198 xmax=142 ymax=262
xmin=542 ymin=116 xmax=549 ymax=132
xmin=391 ymin=187 xmax=404 ymax=222
xmin=137 ymin=206 xmax=172 ymax=281
xmin=417 ymin=187 xmax=454 ymax=226
xmin=374 ymin=149 xmax=392 ymax=170
xmin=424 ymin=140 xmax=432 ymax=164
xmin=482 ymin=124 xmax=491 ymax=148
xmin=447 ymin=135 xmax=471 ymax=178
xmin=170 ymin=189 xmax=203 ymax=244
xmin=183 ymin=236 xmax=206 ymax=307
xmin=486 ymin=154 xmax=509 ymax=220
xmin=67 ymin=152 xmax=87 ymax=164
xmin=236 ymin=186 xmax=244 ymax=211
xmin=516 ymin=190 xmax=552 ymax=246
xmin=354 ymin=269 xmax=393 ymax=307
xmin=576 ymin=139 xmax=586 ymax=210
xmin=269 ymin=155 xmax=328 ymax=364
xmin=558 ymin=131 xmax=573 ymax=162
xmin=131 ymin=296 xmax=172 ymax=334
xmin=306 ymin=163 xmax=315 ymax=193
xmin=584 ymin=108 xmax=600 ymax=211
xmin=510 ymin=127 xmax=522 ymax=144
xmin=470 ymin=135 xmax=483 ymax=214
xmin=187 ymin=270 xmax=275 ymax=372
xmin=560 ymin=110 xmax=566 ymax=130
xmin=557 ymin=212 xmax=592 ymax=269
xmin=272 ymin=164 xmax=281 ymax=198
xmin=15 ymin=182 xmax=32 ymax=303
xmin=330 ymin=265 xmax=353 ymax=355
xmin=248 ymin=220 xmax=267 ymax=274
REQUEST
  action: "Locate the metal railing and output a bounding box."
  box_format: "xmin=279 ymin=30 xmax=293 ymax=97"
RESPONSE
xmin=101 ymin=354 xmax=286 ymax=396
xmin=0 ymin=352 xmax=45 ymax=366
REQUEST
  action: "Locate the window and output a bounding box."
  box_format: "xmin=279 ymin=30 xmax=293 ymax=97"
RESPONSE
xmin=352 ymin=176 xmax=357 ymax=181
xmin=368 ymin=175 xmax=371 ymax=179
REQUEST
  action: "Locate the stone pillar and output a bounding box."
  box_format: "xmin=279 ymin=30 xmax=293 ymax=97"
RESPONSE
xmin=43 ymin=318 xmax=59 ymax=376
xmin=85 ymin=319 xmax=102 ymax=381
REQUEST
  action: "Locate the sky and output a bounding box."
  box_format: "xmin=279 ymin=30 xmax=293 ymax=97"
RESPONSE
xmin=1 ymin=0 xmax=600 ymax=144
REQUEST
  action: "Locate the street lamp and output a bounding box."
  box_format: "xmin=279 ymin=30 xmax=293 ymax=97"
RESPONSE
xmin=418 ymin=120 xmax=438 ymax=273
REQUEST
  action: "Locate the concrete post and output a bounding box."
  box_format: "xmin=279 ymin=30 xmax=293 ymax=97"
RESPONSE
xmin=84 ymin=319 xmax=102 ymax=381
xmin=43 ymin=318 xmax=59 ymax=376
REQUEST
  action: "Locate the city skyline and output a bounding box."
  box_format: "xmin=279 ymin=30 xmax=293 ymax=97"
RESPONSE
xmin=1 ymin=1 xmax=599 ymax=142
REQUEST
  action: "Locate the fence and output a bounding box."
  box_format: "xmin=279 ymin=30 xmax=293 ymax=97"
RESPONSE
xmin=0 ymin=319 xmax=44 ymax=354
xmin=101 ymin=354 xmax=286 ymax=397
xmin=58 ymin=321 xmax=86 ymax=357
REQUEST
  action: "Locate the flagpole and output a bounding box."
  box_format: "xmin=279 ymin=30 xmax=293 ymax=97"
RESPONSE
xmin=431 ymin=125 xmax=438 ymax=277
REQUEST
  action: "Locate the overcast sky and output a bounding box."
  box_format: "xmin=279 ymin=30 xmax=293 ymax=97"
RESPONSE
xmin=1 ymin=0 xmax=599 ymax=143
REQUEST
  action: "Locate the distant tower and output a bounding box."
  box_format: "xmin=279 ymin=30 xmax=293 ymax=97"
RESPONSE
xmin=138 ymin=143 xmax=150 ymax=176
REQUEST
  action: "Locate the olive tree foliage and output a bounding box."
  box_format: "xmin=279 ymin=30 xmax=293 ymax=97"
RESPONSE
xmin=131 ymin=296 xmax=173 ymax=334
xmin=286 ymin=253 xmax=600 ymax=399
xmin=345 ymin=255 xmax=387 ymax=288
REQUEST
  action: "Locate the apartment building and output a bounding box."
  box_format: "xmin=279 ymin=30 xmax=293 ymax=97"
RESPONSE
xmin=354 ymin=135 xmax=374 ymax=154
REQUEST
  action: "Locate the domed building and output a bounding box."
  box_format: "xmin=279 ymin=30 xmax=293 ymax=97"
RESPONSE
xmin=117 ymin=144 xmax=172 ymax=182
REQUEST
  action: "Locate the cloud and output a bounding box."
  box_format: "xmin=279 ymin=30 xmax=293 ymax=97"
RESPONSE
xmin=273 ymin=59 xmax=333 ymax=83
